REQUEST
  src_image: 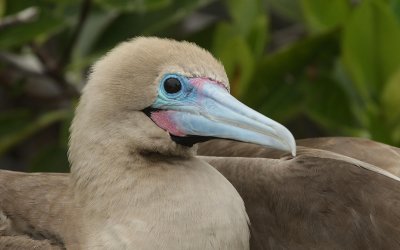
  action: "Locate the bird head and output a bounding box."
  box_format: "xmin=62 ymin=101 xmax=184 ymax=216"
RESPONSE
xmin=72 ymin=37 xmax=296 ymax=158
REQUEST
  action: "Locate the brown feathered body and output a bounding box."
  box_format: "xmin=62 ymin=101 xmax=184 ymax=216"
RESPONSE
xmin=200 ymin=138 xmax=400 ymax=249
xmin=0 ymin=171 xmax=69 ymax=249
xmin=1 ymin=138 xmax=400 ymax=249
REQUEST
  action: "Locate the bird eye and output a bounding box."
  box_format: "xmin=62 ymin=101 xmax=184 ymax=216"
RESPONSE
xmin=163 ymin=77 xmax=182 ymax=94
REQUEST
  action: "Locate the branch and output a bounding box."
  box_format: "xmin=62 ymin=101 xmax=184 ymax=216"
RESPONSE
xmin=30 ymin=43 xmax=80 ymax=98
xmin=0 ymin=52 xmax=42 ymax=77
xmin=1 ymin=1 xmax=92 ymax=99
xmin=0 ymin=7 xmax=39 ymax=30
xmin=0 ymin=51 xmax=78 ymax=100
xmin=60 ymin=0 xmax=92 ymax=68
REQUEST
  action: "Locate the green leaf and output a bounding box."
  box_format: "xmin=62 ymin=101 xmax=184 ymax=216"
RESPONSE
xmin=0 ymin=11 xmax=64 ymax=49
xmin=30 ymin=145 xmax=69 ymax=172
xmin=0 ymin=110 xmax=70 ymax=156
xmin=255 ymin=78 xmax=303 ymax=123
xmin=367 ymin=109 xmax=394 ymax=144
xmin=240 ymin=29 xmax=339 ymax=122
xmin=224 ymin=0 xmax=269 ymax=57
xmin=3 ymin=0 xmax=31 ymax=16
xmin=390 ymin=0 xmax=400 ymax=22
xmin=265 ymin=0 xmax=303 ymax=22
xmin=381 ymin=68 xmax=400 ymax=125
xmin=0 ymin=0 xmax=5 ymax=17
xmin=89 ymin=0 xmax=213 ymax=54
xmin=342 ymin=0 xmax=400 ymax=103
xmin=184 ymin=21 xmax=217 ymax=51
xmin=393 ymin=128 xmax=400 ymax=146
xmin=225 ymin=0 xmax=260 ymax=36
xmin=0 ymin=110 xmax=32 ymax=138
xmin=69 ymin=10 xmax=118 ymax=71
xmin=301 ymin=0 xmax=351 ymax=33
xmin=303 ymin=73 xmax=358 ymax=132
xmin=94 ymin=0 xmax=172 ymax=12
xmin=333 ymin=60 xmax=368 ymax=126
xmin=212 ymin=23 xmax=254 ymax=98
xmin=247 ymin=13 xmax=269 ymax=58
xmin=244 ymin=30 xmax=339 ymax=100
xmin=59 ymin=108 xmax=74 ymax=146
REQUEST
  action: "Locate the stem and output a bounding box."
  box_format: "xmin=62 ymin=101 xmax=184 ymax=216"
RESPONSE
xmin=60 ymin=0 xmax=92 ymax=68
xmin=30 ymin=43 xmax=79 ymax=98
xmin=0 ymin=7 xmax=38 ymax=30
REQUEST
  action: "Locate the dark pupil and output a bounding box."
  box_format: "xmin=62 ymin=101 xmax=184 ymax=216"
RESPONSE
xmin=164 ymin=78 xmax=181 ymax=94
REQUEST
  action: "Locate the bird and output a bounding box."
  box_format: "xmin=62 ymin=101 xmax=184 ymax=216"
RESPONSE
xmin=1 ymin=37 xmax=400 ymax=250
xmin=0 ymin=36 xmax=296 ymax=249
xmin=198 ymin=138 xmax=400 ymax=249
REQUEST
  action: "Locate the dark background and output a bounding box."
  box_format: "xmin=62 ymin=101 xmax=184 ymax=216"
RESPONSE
xmin=0 ymin=0 xmax=399 ymax=172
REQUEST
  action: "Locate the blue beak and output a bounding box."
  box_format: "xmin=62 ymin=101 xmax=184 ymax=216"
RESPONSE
xmin=149 ymin=76 xmax=296 ymax=156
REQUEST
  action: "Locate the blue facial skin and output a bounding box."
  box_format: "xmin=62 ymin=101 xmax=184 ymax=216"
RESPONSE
xmin=149 ymin=73 xmax=297 ymax=156
xmin=152 ymin=74 xmax=196 ymax=111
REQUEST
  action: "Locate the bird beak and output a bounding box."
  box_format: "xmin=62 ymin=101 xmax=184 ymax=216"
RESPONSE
xmin=149 ymin=78 xmax=296 ymax=156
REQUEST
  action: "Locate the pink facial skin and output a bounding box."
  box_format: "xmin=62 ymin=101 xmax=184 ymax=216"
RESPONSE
xmin=189 ymin=77 xmax=227 ymax=91
xmin=151 ymin=111 xmax=185 ymax=136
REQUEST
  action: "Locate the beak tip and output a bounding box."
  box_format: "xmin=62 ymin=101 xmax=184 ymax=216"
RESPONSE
xmin=291 ymin=147 xmax=297 ymax=157
xmin=288 ymin=142 xmax=296 ymax=157
xmin=283 ymin=129 xmax=296 ymax=157
xmin=281 ymin=126 xmax=296 ymax=157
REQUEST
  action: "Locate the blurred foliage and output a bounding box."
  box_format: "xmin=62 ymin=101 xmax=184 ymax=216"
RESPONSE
xmin=0 ymin=0 xmax=399 ymax=172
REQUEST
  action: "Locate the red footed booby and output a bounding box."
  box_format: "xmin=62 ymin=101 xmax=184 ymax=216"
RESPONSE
xmin=1 ymin=37 xmax=400 ymax=250
xmin=1 ymin=37 xmax=295 ymax=249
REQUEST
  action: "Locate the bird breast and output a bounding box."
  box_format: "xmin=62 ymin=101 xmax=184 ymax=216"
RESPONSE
xmin=73 ymin=157 xmax=250 ymax=250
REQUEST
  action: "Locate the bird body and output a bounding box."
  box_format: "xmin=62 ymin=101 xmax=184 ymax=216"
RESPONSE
xmin=201 ymin=146 xmax=400 ymax=249
xmin=1 ymin=138 xmax=400 ymax=249
xmin=0 ymin=170 xmax=69 ymax=249
xmin=199 ymin=138 xmax=400 ymax=249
